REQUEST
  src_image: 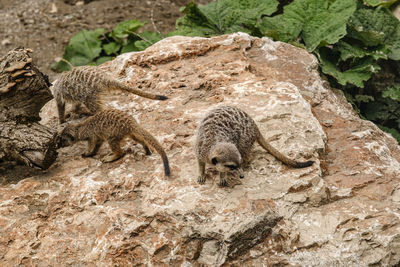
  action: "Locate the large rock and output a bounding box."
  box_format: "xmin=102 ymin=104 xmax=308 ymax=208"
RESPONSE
xmin=1 ymin=33 xmax=400 ymax=266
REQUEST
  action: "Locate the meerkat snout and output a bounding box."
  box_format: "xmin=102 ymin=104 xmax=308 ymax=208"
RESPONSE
xmin=209 ymin=142 xmax=244 ymax=179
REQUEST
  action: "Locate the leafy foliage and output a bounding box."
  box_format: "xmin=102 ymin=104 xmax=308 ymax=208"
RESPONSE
xmin=363 ymin=0 xmax=398 ymax=8
xmin=53 ymin=20 xmax=162 ymax=71
xmin=134 ymin=31 xmax=163 ymax=51
xmin=171 ymin=0 xmax=400 ymax=143
xmin=259 ymin=0 xmax=357 ymax=52
xmin=55 ymin=0 xmax=400 ymax=143
xmin=171 ymin=0 xmax=279 ymax=37
xmin=347 ymin=6 xmax=400 ymax=60
xmin=109 ymin=20 xmax=145 ymax=43
xmin=333 ymin=40 xmax=387 ymax=61
xmin=318 ymin=47 xmax=381 ymax=87
xmin=363 ymin=94 xmax=400 ymax=139
xmin=383 ymin=85 xmax=400 ymax=102
xmin=56 ymin=28 xmax=104 ymax=71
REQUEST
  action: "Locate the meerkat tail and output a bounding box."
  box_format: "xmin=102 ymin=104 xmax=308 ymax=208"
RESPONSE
xmin=132 ymin=130 xmax=171 ymax=176
xmin=256 ymin=130 xmax=313 ymax=168
xmin=108 ymin=79 xmax=168 ymax=101
xmin=161 ymin=152 xmax=171 ymax=177
xmin=152 ymin=143 xmax=171 ymax=176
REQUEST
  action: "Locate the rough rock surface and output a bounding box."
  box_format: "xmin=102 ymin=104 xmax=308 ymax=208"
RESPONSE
xmin=1 ymin=33 xmax=400 ymax=266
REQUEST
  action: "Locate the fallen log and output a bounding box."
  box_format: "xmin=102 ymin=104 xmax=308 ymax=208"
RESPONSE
xmin=0 ymin=48 xmax=58 ymax=170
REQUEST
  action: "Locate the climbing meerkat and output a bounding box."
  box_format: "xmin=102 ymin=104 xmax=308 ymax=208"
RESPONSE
xmin=195 ymin=106 xmax=313 ymax=186
xmin=59 ymin=109 xmax=171 ymax=176
xmin=52 ymin=65 xmax=168 ymax=123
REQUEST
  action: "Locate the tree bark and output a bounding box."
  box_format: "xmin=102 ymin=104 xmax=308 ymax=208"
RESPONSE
xmin=0 ymin=48 xmax=58 ymax=170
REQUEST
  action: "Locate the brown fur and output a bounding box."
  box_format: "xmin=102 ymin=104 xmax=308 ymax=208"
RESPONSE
xmin=195 ymin=106 xmax=313 ymax=186
xmin=52 ymin=66 xmax=168 ymax=123
xmin=59 ymin=109 xmax=170 ymax=176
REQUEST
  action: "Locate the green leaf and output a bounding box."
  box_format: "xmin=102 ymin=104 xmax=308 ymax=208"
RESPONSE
xmin=386 ymin=27 xmax=400 ymax=60
xmin=121 ymin=42 xmax=139 ymax=54
xmin=355 ymin=94 xmax=374 ymax=103
xmin=364 ymin=95 xmax=400 ymax=122
xmin=259 ymin=0 xmax=356 ymax=51
xmin=333 ymin=39 xmax=388 ymax=61
xmin=61 ymin=28 xmax=104 ymax=69
xmin=257 ymin=14 xmax=302 ymax=43
xmin=363 ymin=101 xmax=388 ymax=121
xmin=96 ymin=56 xmax=113 ymax=65
xmin=103 ymin=42 xmax=121 ymax=55
xmin=134 ymin=31 xmax=163 ymax=51
xmin=51 ymin=60 xmax=70 ymax=72
xmin=363 ymin=0 xmax=398 ymax=8
xmin=318 ymin=47 xmax=381 ymax=87
xmin=302 ymin=0 xmax=357 ymax=51
xmin=363 ymin=94 xmax=400 ymax=144
xmin=139 ymin=31 xmax=163 ymax=42
xmin=347 ymin=6 xmax=400 ymax=60
xmin=172 ymin=0 xmax=278 ymax=37
xmin=347 ymin=6 xmax=399 ymax=47
xmin=382 ymin=85 xmax=400 ymax=101
xmin=109 ymin=20 xmax=145 ymax=43
xmin=171 ymin=2 xmax=219 ymax=37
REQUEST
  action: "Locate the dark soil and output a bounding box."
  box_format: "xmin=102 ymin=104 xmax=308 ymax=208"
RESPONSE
xmin=0 ymin=0 xmax=211 ymax=80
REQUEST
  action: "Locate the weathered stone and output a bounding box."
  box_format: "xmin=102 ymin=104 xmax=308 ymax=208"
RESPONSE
xmin=1 ymin=33 xmax=399 ymax=266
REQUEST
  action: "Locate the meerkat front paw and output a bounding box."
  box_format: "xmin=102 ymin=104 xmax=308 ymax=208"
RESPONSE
xmin=218 ymin=179 xmax=227 ymax=187
xmin=218 ymin=172 xmax=228 ymax=187
xmin=197 ymin=175 xmax=205 ymax=184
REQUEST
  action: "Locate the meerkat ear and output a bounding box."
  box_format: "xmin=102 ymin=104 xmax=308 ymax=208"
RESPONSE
xmin=211 ymin=157 xmax=218 ymax=165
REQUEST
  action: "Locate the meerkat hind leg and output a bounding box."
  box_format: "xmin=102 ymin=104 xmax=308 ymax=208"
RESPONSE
xmin=82 ymin=137 xmax=103 ymax=158
xmin=103 ymin=138 xmax=125 ymax=163
xmin=143 ymin=145 xmax=151 ymax=155
xmin=197 ymin=159 xmax=206 ymax=184
xmin=132 ymin=136 xmax=151 ymax=155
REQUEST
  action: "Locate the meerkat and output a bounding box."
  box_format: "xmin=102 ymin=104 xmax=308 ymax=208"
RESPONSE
xmin=52 ymin=65 xmax=168 ymax=124
xmin=59 ymin=109 xmax=171 ymax=176
xmin=195 ymin=106 xmax=313 ymax=186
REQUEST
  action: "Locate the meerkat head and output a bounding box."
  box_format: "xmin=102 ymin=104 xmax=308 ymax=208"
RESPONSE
xmin=58 ymin=124 xmax=79 ymax=148
xmin=209 ymin=142 xmax=244 ymax=178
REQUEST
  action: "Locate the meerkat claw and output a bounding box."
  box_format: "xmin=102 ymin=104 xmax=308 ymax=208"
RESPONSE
xmin=197 ymin=176 xmax=205 ymax=184
xmin=218 ymin=179 xmax=227 ymax=187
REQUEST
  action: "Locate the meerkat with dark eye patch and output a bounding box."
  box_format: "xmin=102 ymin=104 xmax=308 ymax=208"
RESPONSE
xmin=59 ymin=109 xmax=170 ymax=176
xmin=195 ymin=105 xmax=313 ymax=186
xmin=52 ymin=65 xmax=168 ymax=124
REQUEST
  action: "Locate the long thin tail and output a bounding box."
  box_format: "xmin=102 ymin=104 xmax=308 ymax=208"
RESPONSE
xmin=132 ymin=130 xmax=171 ymax=176
xmin=256 ymin=129 xmax=313 ymax=168
xmin=108 ymin=79 xmax=168 ymax=101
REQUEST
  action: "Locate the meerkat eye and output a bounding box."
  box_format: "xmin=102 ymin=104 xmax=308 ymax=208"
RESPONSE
xmin=211 ymin=157 xmax=218 ymax=165
xmin=226 ymin=165 xmax=237 ymax=170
